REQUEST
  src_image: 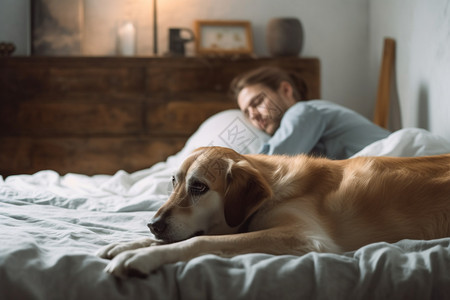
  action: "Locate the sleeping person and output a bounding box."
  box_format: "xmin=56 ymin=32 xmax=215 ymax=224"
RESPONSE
xmin=230 ymin=66 xmax=391 ymax=159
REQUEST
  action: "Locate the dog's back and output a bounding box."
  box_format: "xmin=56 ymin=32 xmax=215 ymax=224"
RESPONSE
xmin=321 ymin=155 xmax=450 ymax=250
xmin=244 ymin=153 xmax=450 ymax=251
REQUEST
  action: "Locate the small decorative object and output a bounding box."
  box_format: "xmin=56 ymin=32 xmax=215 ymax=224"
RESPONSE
xmin=266 ymin=18 xmax=303 ymax=57
xmin=194 ymin=20 xmax=253 ymax=56
xmin=31 ymin=0 xmax=83 ymax=55
xmin=117 ymin=21 xmax=136 ymax=56
xmin=0 ymin=42 xmax=16 ymax=56
xmin=168 ymin=28 xmax=195 ymax=56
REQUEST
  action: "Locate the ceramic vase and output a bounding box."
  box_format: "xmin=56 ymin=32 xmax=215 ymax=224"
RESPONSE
xmin=266 ymin=18 xmax=303 ymax=57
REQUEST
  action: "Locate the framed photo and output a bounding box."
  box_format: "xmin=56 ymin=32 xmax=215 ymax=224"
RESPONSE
xmin=31 ymin=0 xmax=84 ymax=55
xmin=194 ymin=20 xmax=253 ymax=55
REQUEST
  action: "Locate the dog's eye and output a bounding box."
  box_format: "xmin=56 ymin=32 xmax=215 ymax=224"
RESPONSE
xmin=171 ymin=176 xmax=177 ymax=187
xmin=189 ymin=181 xmax=209 ymax=196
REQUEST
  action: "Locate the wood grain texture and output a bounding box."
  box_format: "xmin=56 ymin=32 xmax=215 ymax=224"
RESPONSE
xmin=0 ymin=137 xmax=186 ymax=175
xmin=373 ymin=38 xmax=395 ymax=129
xmin=0 ymin=57 xmax=320 ymax=176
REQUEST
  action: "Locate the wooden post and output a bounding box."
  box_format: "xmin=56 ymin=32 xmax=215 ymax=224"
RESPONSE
xmin=373 ymin=38 xmax=396 ymax=129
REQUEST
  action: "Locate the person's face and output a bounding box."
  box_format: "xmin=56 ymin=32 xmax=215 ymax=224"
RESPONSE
xmin=237 ymin=83 xmax=296 ymax=135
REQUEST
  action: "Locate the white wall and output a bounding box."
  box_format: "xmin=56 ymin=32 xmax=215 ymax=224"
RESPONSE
xmin=369 ymin=0 xmax=450 ymax=139
xmin=0 ymin=0 xmax=372 ymax=118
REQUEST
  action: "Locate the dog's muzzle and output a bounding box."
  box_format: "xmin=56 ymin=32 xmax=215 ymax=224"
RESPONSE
xmin=148 ymin=217 xmax=167 ymax=237
xmin=147 ymin=214 xmax=205 ymax=242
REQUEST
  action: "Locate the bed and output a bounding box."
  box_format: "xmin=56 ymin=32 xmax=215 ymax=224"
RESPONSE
xmin=1 ymin=57 xmax=450 ymax=299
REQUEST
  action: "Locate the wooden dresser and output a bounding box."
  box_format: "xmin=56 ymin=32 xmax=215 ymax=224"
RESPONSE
xmin=0 ymin=57 xmax=320 ymax=176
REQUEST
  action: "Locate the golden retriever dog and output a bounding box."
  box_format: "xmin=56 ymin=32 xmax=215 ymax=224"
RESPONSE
xmin=97 ymin=146 xmax=450 ymax=278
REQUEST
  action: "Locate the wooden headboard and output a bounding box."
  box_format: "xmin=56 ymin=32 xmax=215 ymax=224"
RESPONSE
xmin=0 ymin=57 xmax=320 ymax=176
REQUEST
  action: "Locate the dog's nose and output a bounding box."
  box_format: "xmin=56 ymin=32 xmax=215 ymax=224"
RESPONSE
xmin=148 ymin=218 xmax=167 ymax=235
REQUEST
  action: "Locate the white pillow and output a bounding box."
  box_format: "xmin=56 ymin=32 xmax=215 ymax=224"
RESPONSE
xmin=165 ymin=109 xmax=270 ymax=167
xmin=352 ymin=128 xmax=450 ymax=157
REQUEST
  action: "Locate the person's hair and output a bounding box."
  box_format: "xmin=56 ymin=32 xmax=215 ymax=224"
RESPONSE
xmin=230 ymin=66 xmax=308 ymax=102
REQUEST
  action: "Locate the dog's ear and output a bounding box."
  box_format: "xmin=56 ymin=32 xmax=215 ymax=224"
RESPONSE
xmin=224 ymin=160 xmax=272 ymax=227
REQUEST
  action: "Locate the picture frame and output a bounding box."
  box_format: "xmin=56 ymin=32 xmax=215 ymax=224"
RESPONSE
xmin=31 ymin=0 xmax=84 ymax=55
xmin=194 ymin=20 xmax=253 ymax=55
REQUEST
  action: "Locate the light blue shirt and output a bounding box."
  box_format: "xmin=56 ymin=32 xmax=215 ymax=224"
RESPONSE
xmin=259 ymin=100 xmax=390 ymax=159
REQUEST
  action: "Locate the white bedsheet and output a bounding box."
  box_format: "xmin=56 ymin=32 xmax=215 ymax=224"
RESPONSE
xmin=1 ymin=127 xmax=450 ymax=299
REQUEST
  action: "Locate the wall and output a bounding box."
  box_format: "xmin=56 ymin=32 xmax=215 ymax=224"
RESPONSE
xmin=369 ymin=0 xmax=450 ymax=139
xmin=0 ymin=0 xmax=372 ymax=118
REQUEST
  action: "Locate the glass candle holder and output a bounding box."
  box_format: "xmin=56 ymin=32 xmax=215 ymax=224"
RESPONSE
xmin=117 ymin=21 xmax=136 ymax=56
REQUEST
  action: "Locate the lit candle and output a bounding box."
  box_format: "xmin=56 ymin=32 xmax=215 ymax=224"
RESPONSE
xmin=118 ymin=21 xmax=136 ymax=56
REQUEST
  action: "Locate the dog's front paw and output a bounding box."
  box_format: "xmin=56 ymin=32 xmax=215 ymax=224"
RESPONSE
xmin=104 ymin=248 xmax=164 ymax=278
xmin=96 ymin=237 xmax=160 ymax=259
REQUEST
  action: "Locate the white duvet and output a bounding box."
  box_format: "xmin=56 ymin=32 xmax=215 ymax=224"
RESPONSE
xmin=1 ymin=110 xmax=450 ymax=300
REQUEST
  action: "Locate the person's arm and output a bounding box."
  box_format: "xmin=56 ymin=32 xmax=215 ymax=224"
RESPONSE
xmin=259 ymin=103 xmax=326 ymax=155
